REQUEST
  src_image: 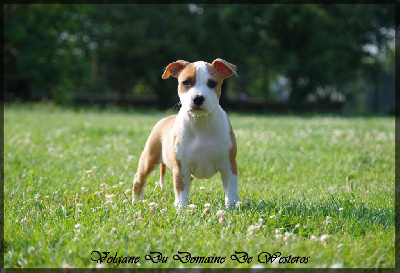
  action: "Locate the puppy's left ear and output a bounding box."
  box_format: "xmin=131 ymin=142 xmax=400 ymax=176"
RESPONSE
xmin=162 ymin=60 xmax=190 ymax=79
xmin=212 ymin=58 xmax=238 ymax=79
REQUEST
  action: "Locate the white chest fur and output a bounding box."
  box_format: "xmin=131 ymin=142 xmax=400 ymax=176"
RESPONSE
xmin=175 ymin=105 xmax=232 ymax=179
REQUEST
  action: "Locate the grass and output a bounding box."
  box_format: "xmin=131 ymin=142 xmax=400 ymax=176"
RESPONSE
xmin=4 ymin=103 xmax=395 ymax=268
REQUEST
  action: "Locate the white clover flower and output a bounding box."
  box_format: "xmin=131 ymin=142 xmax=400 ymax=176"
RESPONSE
xmin=86 ymin=170 xmax=93 ymax=177
xmin=119 ymin=181 xmax=124 ymax=185
xmin=216 ymin=210 xmax=226 ymax=217
xmin=235 ymin=201 xmax=242 ymax=208
xmin=81 ymin=187 xmax=88 ymax=194
xmin=310 ymin=235 xmax=317 ymax=241
xmin=149 ymin=202 xmax=158 ymax=212
xmin=331 ymin=263 xmax=343 ymax=268
xmin=284 ymin=232 xmax=293 ymax=242
xmin=295 ymin=223 xmax=301 ymax=228
xmin=61 ymin=261 xmax=74 ymax=268
xmin=258 ymin=218 xmax=264 ymax=223
xmin=105 ymin=194 xmax=115 ymax=200
xmin=134 ymin=211 xmax=143 ymax=221
xmin=320 ymin=234 xmax=330 ymax=245
xmin=216 ymin=210 xmax=226 ymax=224
xmin=275 ymin=234 xmax=283 ymax=243
xmin=269 ymin=215 xmax=276 ymax=219
xmin=199 ymin=186 xmax=205 ymax=190
xmin=247 ymin=225 xmax=259 ymax=235
xmin=77 ymin=210 xmax=82 ymax=214
xmin=112 ymin=185 xmax=118 ymax=188
xmin=250 ymin=264 xmax=265 ymax=269
xmin=76 ymin=203 xmax=83 ymax=208
xmin=123 ymin=199 xmax=128 ymax=204
xmin=34 ymin=194 xmax=41 ymax=200
xmin=339 ymin=207 xmax=344 ymax=212
xmin=74 ymin=224 xmax=82 ymax=229
xmin=188 ymin=204 xmax=196 ymax=214
xmin=111 ymin=227 xmax=117 ymax=233
xmin=248 ymin=222 xmax=264 ymax=235
xmin=125 ymin=189 xmax=131 ymax=195
xmin=27 ymin=246 xmax=36 ymax=254
xmin=203 ymin=203 xmax=211 ymax=214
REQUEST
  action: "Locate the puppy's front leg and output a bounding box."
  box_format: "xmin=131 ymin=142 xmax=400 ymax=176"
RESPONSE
xmin=173 ymin=161 xmax=191 ymax=208
xmin=220 ymin=166 xmax=239 ymax=209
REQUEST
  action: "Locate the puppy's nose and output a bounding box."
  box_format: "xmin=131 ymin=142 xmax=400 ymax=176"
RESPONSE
xmin=193 ymin=95 xmax=205 ymax=106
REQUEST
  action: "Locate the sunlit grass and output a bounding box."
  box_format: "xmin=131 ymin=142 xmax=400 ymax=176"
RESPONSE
xmin=4 ymin=103 xmax=395 ymax=268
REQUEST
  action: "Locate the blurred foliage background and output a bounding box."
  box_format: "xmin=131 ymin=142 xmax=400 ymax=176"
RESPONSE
xmin=4 ymin=4 xmax=395 ymax=114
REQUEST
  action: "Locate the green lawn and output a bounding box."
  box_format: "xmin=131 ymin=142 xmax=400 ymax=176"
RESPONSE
xmin=4 ymin=103 xmax=395 ymax=268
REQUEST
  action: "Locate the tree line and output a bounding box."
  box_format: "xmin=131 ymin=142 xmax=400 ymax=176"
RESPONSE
xmin=4 ymin=4 xmax=395 ymax=111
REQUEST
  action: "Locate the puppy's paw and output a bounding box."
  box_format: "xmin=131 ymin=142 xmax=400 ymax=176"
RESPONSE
xmin=225 ymin=199 xmax=240 ymax=210
xmin=132 ymin=186 xmax=145 ymax=204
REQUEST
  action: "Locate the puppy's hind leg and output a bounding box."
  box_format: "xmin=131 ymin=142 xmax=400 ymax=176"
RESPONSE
xmin=159 ymin=163 xmax=167 ymax=189
xmin=132 ymin=115 xmax=173 ymax=203
xmin=132 ymin=146 xmax=160 ymax=203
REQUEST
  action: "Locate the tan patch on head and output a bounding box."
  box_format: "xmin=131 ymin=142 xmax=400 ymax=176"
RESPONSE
xmin=206 ymin=63 xmax=224 ymax=98
xmin=174 ymin=160 xmax=185 ymax=192
xmin=228 ymin=119 xmax=238 ymax=176
xmin=208 ymin=59 xmax=238 ymax=98
xmin=177 ymin=63 xmax=196 ymax=95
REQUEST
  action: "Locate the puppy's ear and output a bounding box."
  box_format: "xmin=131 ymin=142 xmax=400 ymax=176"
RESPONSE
xmin=162 ymin=60 xmax=190 ymax=79
xmin=212 ymin=58 xmax=238 ymax=79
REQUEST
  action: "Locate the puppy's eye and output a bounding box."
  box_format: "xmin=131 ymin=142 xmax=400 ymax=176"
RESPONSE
xmin=207 ymin=80 xmax=217 ymax=88
xmin=182 ymin=79 xmax=191 ymax=87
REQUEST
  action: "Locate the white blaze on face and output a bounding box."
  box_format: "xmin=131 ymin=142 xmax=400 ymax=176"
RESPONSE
xmin=179 ymin=61 xmax=219 ymax=116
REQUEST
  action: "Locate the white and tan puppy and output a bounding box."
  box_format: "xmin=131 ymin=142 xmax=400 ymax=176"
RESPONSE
xmin=132 ymin=58 xmax=239 ymax=208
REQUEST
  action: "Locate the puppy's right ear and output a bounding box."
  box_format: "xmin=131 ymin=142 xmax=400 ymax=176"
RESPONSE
xmin=162 ymin=60 xmax=190 ymax=79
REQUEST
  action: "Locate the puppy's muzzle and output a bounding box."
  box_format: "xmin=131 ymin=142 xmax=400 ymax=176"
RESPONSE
xmin=193 ymin=95 xmax=205 ymax=107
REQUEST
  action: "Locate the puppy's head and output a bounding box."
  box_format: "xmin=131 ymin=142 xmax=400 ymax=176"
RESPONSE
xmin=162 ymin=59 xmax=238 ymax=117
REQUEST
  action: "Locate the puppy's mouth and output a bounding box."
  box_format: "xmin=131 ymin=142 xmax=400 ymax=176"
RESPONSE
xmin=188 ymin=106 xmax=209 ymax=116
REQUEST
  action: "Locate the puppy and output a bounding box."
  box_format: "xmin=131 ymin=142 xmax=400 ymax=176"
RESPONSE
xmin=133 ymin=58 xmax=239 ymax=208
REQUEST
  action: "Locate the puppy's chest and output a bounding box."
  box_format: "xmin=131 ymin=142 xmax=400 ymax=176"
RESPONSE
xmin=178 ymin=130 xmax=230 ymax=178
